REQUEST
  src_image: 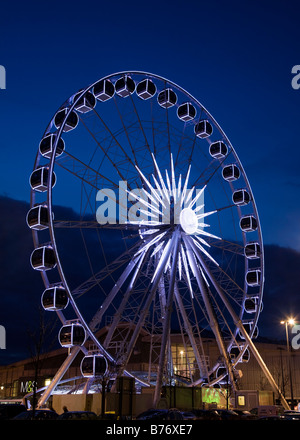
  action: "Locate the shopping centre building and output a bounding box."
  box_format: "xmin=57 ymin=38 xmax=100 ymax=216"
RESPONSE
xmin=0 ymin=324 xmax=299 ymax=415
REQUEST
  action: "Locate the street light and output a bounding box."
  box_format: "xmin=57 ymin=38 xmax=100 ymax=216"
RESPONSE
xmin=281 ymin=318 xmax=295 ymax=409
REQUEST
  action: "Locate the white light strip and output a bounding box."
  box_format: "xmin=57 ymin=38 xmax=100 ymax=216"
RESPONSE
xmin=180 ymin=245 xmax=194 ymax=298
xmin=135 ymin=165 xmax=163 ymax=205
xmin=127 ymin=189 xmax=162 ymax=216
xmin=196 ymin=229 xmax=221 ymax=240
xmin=192 ymin=237 xmax=219 ymax=266
xmin=170 ymin=153 xmax=177 ymax=202
xmin=135 ymin=231 xmax=168 ymax=256
xmin=151 ymin=238 xmax=172 ymax=282
xmin=151 ymin=153 xmax=170 ymax=203
xmin=180 ymin=165 xmax=191 ymax=207
xmin=189 ymin=185 xmax=206 ymax=209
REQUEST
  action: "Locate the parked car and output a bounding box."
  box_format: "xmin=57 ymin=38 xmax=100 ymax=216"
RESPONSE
xmin=58 ymin=411 xmax=98 ymax=420
xmin=0 ymin=403 xmax=27 ymax=420
xmin=214 ymin=409 xmax=240 ymax=420
xmin=250 ymin=405 xmax=284 ymax=419
xmin=136 ymin=409 xmax=167 ymax=420
xmin=233 ymin=409 xmax=258 ymax=420
xmin=282 ymin=410 xmax=300 ymax=420
xmin=181 ymin=411 xmax=197 ymax=420
xmin=13 ymin=409 xmax=58 ymax=420
xmin=191 ymin=409 xmax=221 ymax=420
xmin=136 ymin=408 xmax=183 ymax=420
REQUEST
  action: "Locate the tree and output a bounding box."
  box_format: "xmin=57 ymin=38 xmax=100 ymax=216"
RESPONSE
xmin=26 ymin=306 xmax=59 ymax=415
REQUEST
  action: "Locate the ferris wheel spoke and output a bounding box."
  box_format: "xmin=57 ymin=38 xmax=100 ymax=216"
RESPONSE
xmin=53 ymin=220 xmax=140 ymax=230
xmin=55 ymin=152 xmax=119 ymax=191
xmin=91 ymin=248 xmax=149 ymax=337
xmin=128 ymin=93 xmax=153 ymax=158
xmin=81 ymin=108 xmax=138 ymax=184
xmin=71 ymin=240 xmax=142 ymax=298
xmin=189 ymin=236 xmax=245 ymax=300
xmin=89 ymin=250 xmax=147 ymax=332
xmin=209 ymin=238 xmax=245 ymax=256
xmin=192 ymin=148 xmax=234 ymax=189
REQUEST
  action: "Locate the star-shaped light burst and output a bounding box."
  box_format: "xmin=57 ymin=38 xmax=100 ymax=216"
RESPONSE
xmin=128 ymin=154 xmax=221 ymax=298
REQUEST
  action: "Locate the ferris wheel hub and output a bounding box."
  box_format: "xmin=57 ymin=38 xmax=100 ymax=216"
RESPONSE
xmin=179 ymin=208 xmax=198 ymax=235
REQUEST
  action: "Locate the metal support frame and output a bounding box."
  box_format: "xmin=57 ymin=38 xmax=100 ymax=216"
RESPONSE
xmin=188 ymin=236 xmax=290 ymax=410
xmin=153 ymin=229 xmax=180 ymax=406
xmin=184 ymin=236 xmax=237 ymax=389
xmin=37 ymin=346 xmax=82 ymax=408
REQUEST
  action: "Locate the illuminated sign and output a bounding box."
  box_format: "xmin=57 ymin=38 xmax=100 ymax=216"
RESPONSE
xmin=20 ymin=380 xmax=37 ymax=394
xmin=202 ymin=387 xmax=227 ymax=407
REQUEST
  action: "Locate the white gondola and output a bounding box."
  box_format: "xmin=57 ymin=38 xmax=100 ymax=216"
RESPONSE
xmin=30 ymin=167 xmax=56 ymax=192
xmin=222 ymin=164 xmax=240 ymax=182
xmin=39 ymin=133 xmax=65 ymax=159
xmin=115 ymin=75 xmax=135 ymax=97
xmin=30 ymin=246 xmax=56 ymax=271
xmin=59 ymin=323 xmax=86 ymax=348
xmin=80 ymin=354 xmax=108 ymax=378
xmin=216 ymin=366 xmax=227 ymax=381
xmin=54 ymin=108 xmax=79 ymax=132
xmin=240 ymin=215 xmax=258 ymax=232
xmin=229 ymin=346 xmax=250 ymax=363
xmin=194 ymin=120 xmax=213 ymax=138
xmin=244 ymin=296 xmax=260 ymax=313
xmin=136 ymin=78 xmax=156 ymax=100
xmin=244 ymin=242 xmax=261 ymax=259
xmin=246 ymin=269 xmax=261 ymax=286
xmin=73 ymin=91 xmax=96 ymax=113
xmin=232 ymin=189 xmax=250 ymax=206
xmin=239 ymin=322 xmax=258 ymax=339
xmin=157 ymin=88 xmax=177 ymax=108
xmin=26 ymin=205 xmax=50 ymax=230
xmin=93 ymin=79 xmax=115 ymax=101
xmin=177 ymin=102 xmax=196 ymax=122
xmin=209 ymin=141 xmax=228 ymax=159
xmin=41 ymin=286 xmax=69 ymax=311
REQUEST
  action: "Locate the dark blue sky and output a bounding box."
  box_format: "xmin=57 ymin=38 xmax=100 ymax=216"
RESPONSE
xmin=1 ymin=0 xmax=300 ymax=249
xmin=0 ymin=0 xmax=299 ymax=364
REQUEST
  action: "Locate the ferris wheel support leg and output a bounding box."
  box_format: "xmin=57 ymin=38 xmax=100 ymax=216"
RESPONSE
xmin=189 ymin=238 xmax=290 ymax=410
xmin=37 ymin=346 xmax=82 ymax=408
xmin=184 ymin=238 xmax=237 ymax=390
xmin=173 ymin=283 xmax=208 ymax=379
xmin=153 ymin=231 xmax=180 ymax=407
xmin=116 ymin=236 xmax=177 ymax=381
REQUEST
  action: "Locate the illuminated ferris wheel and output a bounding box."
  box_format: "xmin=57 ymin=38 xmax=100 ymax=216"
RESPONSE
xmin=27 ymin=71 xmax=269 ymax=406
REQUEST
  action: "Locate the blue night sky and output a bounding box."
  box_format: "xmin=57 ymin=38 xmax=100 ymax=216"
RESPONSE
xmin=1 ymin=0 xmax=300 ymax=249
xmin=0 ymin=0 xmax=300 ymax=364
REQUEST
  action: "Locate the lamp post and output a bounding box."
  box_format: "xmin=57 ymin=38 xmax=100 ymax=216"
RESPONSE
xmin=280 ymin=318 xmax=295 ymax=409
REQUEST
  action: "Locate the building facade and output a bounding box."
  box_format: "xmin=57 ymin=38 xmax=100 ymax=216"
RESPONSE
xmin=0 ymin=327 xmax=299 ymax=410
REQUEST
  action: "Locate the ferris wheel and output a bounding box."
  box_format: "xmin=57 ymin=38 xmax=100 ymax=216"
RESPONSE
xmin=27 ymin=71 xmax=278 ymax=407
